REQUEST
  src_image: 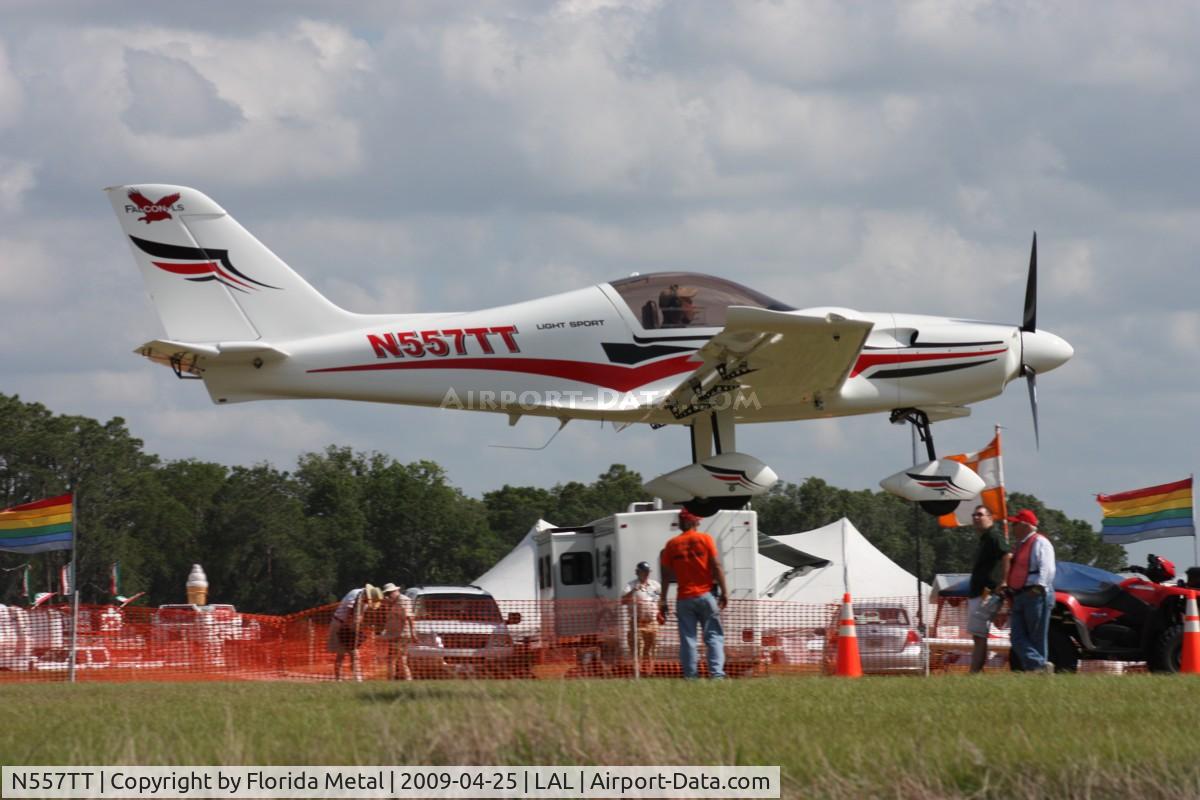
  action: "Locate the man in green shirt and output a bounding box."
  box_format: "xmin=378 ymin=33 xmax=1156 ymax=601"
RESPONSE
xmin=967 ymin=506 xmax=1011 ymax=673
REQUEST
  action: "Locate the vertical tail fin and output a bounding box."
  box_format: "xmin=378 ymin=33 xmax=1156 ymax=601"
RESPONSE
xmin=105 ymin=184 xmax=355 ymax=342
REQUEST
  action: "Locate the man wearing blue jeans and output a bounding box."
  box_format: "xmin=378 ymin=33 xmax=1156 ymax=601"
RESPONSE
xmin=1005 ymin=509 xmax=1057 ymax=673
xmin=659 ymin=510 xmax=729 ymax=679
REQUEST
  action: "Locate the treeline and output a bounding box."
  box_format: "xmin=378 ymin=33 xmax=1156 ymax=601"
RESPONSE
xmin=0 ymin=393 xmax=1124 ymax=614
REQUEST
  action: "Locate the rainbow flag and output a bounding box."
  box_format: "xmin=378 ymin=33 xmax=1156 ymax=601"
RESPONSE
xmin=1097 ymin=478 xmax=1194 ymax=544
xmin=0 ymin=494 xmax=74 ymax=554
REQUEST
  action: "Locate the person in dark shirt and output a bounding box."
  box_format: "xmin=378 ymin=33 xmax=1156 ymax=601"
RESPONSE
xmin=966 ymin=506 xmax=1011 ymax=673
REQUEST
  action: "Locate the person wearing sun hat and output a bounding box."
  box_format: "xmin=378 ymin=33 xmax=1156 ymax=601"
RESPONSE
xmin=1004 ymin=509 xmax=1057 ymax=673
xmin=659 ymin=508 xmax=729 ymax=679
xmin=327 ymin=583 xmax=384 ymax=681
xmin=380 ymin=582 xmax=414 ymax=680
xmin=621 ymin=561 xmax=663 ymax=676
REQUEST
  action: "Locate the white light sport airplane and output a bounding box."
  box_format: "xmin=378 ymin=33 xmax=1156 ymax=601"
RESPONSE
xmin=106 ymin=185 xmax=1072 ymax=515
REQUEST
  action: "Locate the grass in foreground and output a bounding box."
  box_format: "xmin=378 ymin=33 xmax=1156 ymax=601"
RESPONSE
xmin=3 ymin=676 xmax=1200 ymax=799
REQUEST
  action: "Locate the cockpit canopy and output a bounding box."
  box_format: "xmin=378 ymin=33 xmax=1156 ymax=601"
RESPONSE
xmin=609 ymin=272 xmax=794 ymax=330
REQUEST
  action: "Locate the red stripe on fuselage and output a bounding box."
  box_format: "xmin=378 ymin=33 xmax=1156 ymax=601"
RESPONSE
xmin=306 ymin=354 xmax=701 ymax=393
xmin=850 ymin=348 xmax=1007 ymax=378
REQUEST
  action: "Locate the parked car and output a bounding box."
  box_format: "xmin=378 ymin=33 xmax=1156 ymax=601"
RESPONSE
xmin=762 ymin=626 xmax=827 ymax=668
xmin=33 ymin=646 xmax=112 ymax=671
xmin=151 ymin=604 xmax=255 ymax=643
xmin=823 ymin=604 xmax=929 ymax=675
xmin=405 ymin=586 xmax=528 ymax=678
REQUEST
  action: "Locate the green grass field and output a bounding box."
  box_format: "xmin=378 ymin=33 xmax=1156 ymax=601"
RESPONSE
xmin=4 ymin=676 xmax=1199 ymax=799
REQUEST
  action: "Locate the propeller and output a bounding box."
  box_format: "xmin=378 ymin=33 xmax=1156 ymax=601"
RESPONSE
xmin=1025 ymin=366 xmax=1039 ymax=449
xmin=1022 ymin=233 xmax=1037 ymax=334
xmin=1021 ymin=233 xmax=1039 ymax=448
xmin=1013 ymin=232 xmax=1073 ymax=450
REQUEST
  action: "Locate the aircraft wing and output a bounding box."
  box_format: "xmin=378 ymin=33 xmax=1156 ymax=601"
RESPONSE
xmin=647 ymin=307 xmax=873 ymax=420
xmin=757 ymin=532 xmax=831 ymax=572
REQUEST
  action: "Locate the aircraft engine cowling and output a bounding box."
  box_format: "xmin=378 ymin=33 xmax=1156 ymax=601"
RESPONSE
xmin=644 ymin=453 xmax=778 ymax=515
xmin=879 ymin=459 xmax=986 ymax=516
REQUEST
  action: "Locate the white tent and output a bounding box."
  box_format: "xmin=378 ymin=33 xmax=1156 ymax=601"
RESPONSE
xmin=474 ymin=520 xmax=555 ymax=641
xmin=757 ymin=518 xmax=929 ymax=604
xmin=474 ymin=519 xmax=552 ymax=600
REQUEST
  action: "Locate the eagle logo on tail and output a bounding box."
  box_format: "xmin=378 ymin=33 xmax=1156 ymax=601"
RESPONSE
xmin=127 ymin=190 xmax=181 ymax=224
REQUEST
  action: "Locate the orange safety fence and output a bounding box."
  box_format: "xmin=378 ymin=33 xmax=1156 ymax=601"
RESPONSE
xmin=0 ymin=596 xmax=1012 ymax=682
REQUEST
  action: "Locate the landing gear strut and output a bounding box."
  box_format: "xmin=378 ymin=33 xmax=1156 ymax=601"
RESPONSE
xmin=889 ymin=408 xmax=936 ymax=461
xmin=684 ymin=411 xmax=750 ymax=516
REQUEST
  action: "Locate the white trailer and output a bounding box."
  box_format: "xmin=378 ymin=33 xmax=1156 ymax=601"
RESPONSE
xmin=533 ymin=506 xmax=826 ymax=675
xmin=0 ymin=605 xmax=66 ymax=671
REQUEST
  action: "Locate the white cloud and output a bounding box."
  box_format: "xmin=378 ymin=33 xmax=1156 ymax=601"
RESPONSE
xmin=121 ymin=49 xmax=244 ymax=136
xmin=1167 ymin=311 xmax=1200 ymax=353
xmin=141 ymin=404 xmax=342 ymax=465
xmin=0 ymin=158 xmax=36 ymax=212
xmin=2 ymin=1 xmax=1200 ymax=529
xmin=435 ymin=11 xmax=715 ymax=196
xmin=325 ymin=275 xmax=421 ymax=315
xmin=701 ymin=77 xmax=934 ymax=186
xmin=1048 ymin=241 xmax=1096 ymax=300
xmin=8 ymin=21 xmax=370 ymax=185
xmin=827 ymin=213 xmax=1021 ymax=316
xmin=0 ymin=237 xmax=60 ymax=302
xmin=16 ymin=369 xmax=159 ymax=409
xmin=0 ymin=41 xmax=23 ymax=128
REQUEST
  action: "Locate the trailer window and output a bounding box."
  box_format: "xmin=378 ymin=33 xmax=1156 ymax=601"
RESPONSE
xmin=560 ymin=552 xmax=594 ymax=586
xmin=600 ymin=546 xmax=613 ymax=589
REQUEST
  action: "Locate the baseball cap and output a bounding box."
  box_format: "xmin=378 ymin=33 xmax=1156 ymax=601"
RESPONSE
xmin=1006 ymin=509 xmax=1039 ymax=526
xmin=678 ymin=509 xmax=702 ymax=525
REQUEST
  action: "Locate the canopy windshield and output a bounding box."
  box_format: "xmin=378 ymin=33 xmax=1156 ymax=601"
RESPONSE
xmin=610 ymin=272 xmax=794 ymax=330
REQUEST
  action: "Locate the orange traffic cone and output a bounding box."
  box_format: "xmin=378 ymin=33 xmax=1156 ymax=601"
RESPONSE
xmin=1181 ymin=591 xmax=1200 ymax=674
xmin=835 ymin=593 xmax=863 ymax=677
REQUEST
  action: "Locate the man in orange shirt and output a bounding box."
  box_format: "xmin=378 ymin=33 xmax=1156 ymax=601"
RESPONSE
xmin=658 ymin=509 xmax=729 ymax=679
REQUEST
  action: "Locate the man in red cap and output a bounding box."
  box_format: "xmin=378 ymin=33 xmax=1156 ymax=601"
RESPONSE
xmin=1005 ymin=509 xmax=1057 ymax=673
xmin=658 ymin=509 xmax=729 ymax=679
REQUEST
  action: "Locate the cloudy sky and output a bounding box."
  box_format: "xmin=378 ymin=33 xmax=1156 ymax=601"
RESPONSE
xmin=2 ymin=1 xmax=1198 ymax=564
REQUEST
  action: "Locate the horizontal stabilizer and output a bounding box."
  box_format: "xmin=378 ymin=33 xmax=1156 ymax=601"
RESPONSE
xmin=135 ymin=339 xmax=290 ymax=376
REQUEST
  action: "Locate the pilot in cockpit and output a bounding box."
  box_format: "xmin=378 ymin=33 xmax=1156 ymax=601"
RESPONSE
xmin=659 ymin=285 xmax=698 ymax=327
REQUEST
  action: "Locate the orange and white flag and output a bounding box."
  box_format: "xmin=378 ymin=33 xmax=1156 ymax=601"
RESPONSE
xmin=937 ymin=430 xmax=1007 ymax=527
